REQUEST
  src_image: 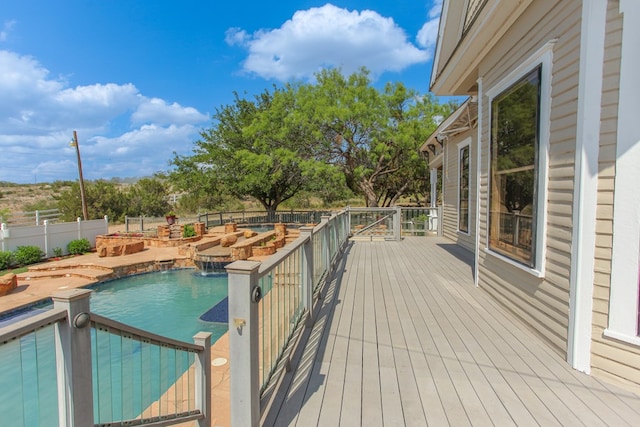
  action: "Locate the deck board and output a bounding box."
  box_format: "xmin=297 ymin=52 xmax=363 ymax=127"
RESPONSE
xmin=265 ymin=237 xmax=640 ymax=426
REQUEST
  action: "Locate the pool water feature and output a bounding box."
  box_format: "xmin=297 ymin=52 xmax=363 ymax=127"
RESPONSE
xmin=0 ymin=269 xmax=229 ymax=426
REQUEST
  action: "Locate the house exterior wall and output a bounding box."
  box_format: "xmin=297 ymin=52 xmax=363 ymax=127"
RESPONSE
xmin=475 ymin=0 xmax=581 ymax=357
xmin=591 ymin=1 xmax=640 ymax=394
xmin=441 ymin=131 xmax=476 ymax=252
xmin=433 ymin=0 xmax=640 ymax=394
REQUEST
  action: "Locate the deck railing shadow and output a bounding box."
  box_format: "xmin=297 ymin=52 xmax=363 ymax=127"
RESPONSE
xmin=260 ymin=243 xmax=352 ymax=426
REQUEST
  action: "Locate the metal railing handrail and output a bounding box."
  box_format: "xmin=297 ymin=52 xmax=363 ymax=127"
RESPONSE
xmin=353 ymin=213 xmax=393 ymax=235
xmin=90 ymin=312 xmax=205 ymax=353
xmin=0 ymin=307 xmax=67 ymax=344
xmin=257 ymin=233 xmax=309 ymax=277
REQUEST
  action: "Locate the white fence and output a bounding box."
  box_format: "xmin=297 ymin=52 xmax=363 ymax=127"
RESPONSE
xmin=0 ymin=217 xmax=108 ymax=257
xmin=0 ymin=209 xmax=60 ymax=226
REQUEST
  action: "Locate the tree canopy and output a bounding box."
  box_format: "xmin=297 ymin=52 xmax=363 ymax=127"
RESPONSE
xmin=171 ymin=68 xmax=454 ymax=210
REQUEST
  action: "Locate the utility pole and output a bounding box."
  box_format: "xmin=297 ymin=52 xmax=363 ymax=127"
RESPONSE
xmin=70 ymin=130 xmax=88 ymax=221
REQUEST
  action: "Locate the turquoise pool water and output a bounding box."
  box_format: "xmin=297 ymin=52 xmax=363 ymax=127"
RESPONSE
xmin=0 ymin=269 xmax=228 ymax=426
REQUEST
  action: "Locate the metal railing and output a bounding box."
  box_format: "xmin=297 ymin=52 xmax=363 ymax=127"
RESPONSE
xmin=0 ymin=289 xmax=212 ymax=427
xmin=198 ymin=210 xmax=331 ymax=228
xmin=399 ymin=207 xmax=441 ymax=236
xmin=348 ymin=206 xmax=441 ymax=240
xmin=225 ymin=210 xmax=350 ymax=426
xmin=124 ymin=215 xmax=201 ymax=233
xmin=496 ymin=210 xmax=533 ymax=251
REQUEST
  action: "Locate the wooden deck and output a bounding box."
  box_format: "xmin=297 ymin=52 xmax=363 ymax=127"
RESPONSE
xmin=263 ymin=237 xmax=640 ymax=426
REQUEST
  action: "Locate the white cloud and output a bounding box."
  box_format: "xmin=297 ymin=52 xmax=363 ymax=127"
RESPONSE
xmin=228 ymin=4 xmax=430 ymax=81
xmin=0 ymin=20 xmax=16 ymax=42
xmin=225 ymin=28 xmax=249 ymax=46
xmin=132 ymin=98 xmax=208 ymax=126
xmin=416 ymin=0 xmax=442 ymax=50
xmin=0 ymin=50 xmax=208 ymax=183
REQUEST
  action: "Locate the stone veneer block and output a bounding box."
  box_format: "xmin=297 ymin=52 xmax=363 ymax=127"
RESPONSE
xmin=123 ymin=240 xmax=144 ymax=255
xmin=194 ymin=222 xmax=206 ymax=236
xmin=0 ymin=273 xmax=18 ymax=296
xmin=221 ymin=235 xmax=238 ymax=247
xmin=275 ymin=223 xmax=287 ymax=238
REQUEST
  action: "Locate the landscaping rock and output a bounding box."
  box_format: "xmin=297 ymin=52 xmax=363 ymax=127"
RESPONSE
xmin=221 ymin=235 xmax=238 ymax=247
xmin=0 ymin=273 xmax=18 ymax=296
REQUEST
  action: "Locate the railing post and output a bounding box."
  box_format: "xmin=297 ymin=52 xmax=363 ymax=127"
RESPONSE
xmin=76 ymin=217 xmax=82 ymax=240
xmin=394 ymin=206 xmax=402 ymax=241
xmin=0 ymin=223 xmax=6 ymax=252
xmin=36 ymin=210 xmax=41 ymax=225
xmin=320 ymin=216 xmax=331 ymax=269
xmin=513 ymin=211 xmax=521 ymax=247
xmin=194 ymin=332 xmax=212 ymax=427
xmin=300 ymin=226 xmax=314 ymax=326
xmin=226 ymin=260 xmax=261 ymax=427
xmin=44 ymin=219 xmax=50 ymax=257
xmin=52 ymin=289 xmax=94 ymax=427
xmin=140 ymin=216 xmax=144 ymax=232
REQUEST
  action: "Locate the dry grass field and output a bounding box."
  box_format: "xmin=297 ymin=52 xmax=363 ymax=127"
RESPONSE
xmin=0 ymin=182 xmax=65 ymax=215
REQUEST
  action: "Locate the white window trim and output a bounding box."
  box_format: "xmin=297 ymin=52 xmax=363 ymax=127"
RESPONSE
xmin=457 ymin=137 xmax=471 ymax=235
xmin=484 ymin=40 xmax=555 ymax=278
xmin=605 ymin=0 xmax=640 ymax=347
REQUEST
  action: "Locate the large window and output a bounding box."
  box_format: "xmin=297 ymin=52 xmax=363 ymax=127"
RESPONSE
xmin=489 ymin=67 xmax=541 ymax=267
xmin=458 ymin=142 xmax=470 ymax=233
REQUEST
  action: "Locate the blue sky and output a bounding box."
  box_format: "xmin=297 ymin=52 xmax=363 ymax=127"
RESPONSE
xmin=0 ymin=1 xmax=443 ymax=184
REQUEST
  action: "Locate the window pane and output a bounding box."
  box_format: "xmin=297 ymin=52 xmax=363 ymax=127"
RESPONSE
xmin=489 ymin=67 xmax=540 ymax=267
xmin=459 ymin=145 xmax=470 ymax=233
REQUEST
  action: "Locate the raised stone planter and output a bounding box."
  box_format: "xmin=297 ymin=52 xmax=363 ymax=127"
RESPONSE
xmin=0 ymin=273 xmax=18 ymax=296
xmin=98 ymin=240 xmax=145 ymax=257
xmin=252 ymin=244 xmax=276 ymax=256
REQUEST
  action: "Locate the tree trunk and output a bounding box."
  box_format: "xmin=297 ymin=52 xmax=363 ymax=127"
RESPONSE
xmin=359 ymin=179 xmax=378 ymax=207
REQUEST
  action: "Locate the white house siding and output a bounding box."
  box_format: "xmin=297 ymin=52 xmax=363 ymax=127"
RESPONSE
xmin=442 ymin=131 xmax=476 ymax=253
xmin=591 ymin=2 xmax=640 ymax=394
xmin=475 ymin=0 xmax=581 ymax=356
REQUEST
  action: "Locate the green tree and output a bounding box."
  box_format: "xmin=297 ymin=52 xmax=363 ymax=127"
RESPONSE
xmin=295 ymin=68 xmax=452 ymax=206
xmin=126 ymin=178 xmax=171 ymax=216
xmin=171 ymin=87 xmax=327 ymax=217
xmin=56 ymin=180 xmax=130 ymax=221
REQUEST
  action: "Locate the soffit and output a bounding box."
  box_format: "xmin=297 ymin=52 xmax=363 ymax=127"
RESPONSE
xmin=430 ymin=0 xmax=535 ymax=96
xmin=420 ymin=97 xmax=478 ymax=168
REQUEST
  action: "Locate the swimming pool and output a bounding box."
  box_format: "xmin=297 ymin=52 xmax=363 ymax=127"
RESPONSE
xmin=0 ymin=269 xmax=229 ymax=426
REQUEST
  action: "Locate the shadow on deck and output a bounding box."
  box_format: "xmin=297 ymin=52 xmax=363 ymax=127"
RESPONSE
xmin=263 ymin=237 xmax=640 ymax=426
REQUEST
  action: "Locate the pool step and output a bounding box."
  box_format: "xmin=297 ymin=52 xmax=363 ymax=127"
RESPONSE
xmin=17 ymin=267 xmax=114 ymax=282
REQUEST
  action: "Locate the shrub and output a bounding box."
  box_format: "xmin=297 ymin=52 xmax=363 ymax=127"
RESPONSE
xmin=53 ymin=247 xmax=63 ymax=257
xmin=14 ymin=245 xmax=44 ymax=266
xmin=0 ymin=250 xmax=14 ymax=270
xmin=183 ymin=224 xmax=197 ymax=238
xmin=67 ymin=238 xmax=92 ymax=255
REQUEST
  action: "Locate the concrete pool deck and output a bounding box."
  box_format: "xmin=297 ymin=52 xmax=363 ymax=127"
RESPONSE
xmin=0 ymin=243 xmax=232 ymax=427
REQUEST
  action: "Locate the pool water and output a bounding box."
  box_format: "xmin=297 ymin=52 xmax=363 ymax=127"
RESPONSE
xmin=0 ymin=269 xmax=229 ymax=426
xmin=90 ymin=269 xmax=228 ymax=342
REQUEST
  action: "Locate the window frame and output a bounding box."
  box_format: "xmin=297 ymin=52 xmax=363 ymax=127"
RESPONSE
xmin=484 ymin=42 xmax=553 ymax=277
xmin=458 ymin=138 xmax=471 ymax=235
